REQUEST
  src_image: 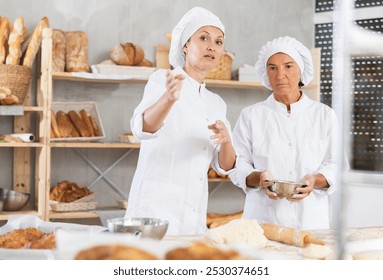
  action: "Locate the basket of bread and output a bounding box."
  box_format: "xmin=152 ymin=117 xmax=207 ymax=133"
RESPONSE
xmin=49 ymin=181 xmax=97 ymax=212
xmin=0 ymin=16 xmax=49 ymax=105
xmin=51 ymin=101 xmax=105 ymax=141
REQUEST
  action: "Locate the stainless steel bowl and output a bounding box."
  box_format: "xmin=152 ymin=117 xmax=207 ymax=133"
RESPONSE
xmin=268 ymin=180 xmax=306 ymax=198
xmin=0 ymin=188 xmax=30 ymax=211
xmin=107 ymin=217 xmax=169 ymax=240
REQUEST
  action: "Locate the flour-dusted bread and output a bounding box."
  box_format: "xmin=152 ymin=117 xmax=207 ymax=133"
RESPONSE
xmin=52 ymin=29 xmax=65 ymax=72
xmin=205 ymin=219 xmax=268 ymax=249
xmin=22 ymin=17 xmax=49 ymax=67
xmin=65 ymin=31 xmax=89 ymax=72
xmin=5 ymin=16 xmax=24 ymax=65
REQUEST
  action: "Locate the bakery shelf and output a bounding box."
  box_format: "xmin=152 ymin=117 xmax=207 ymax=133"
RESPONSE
xmin=0 ymin=142 xmax=44 ymax=148
xmin=208 ymin=177 xmax=231 ymax=182
xmin=0 ymin=210 xmax=41 ymax=221
xmin=52 ymin=71 xmax=318 ymax=90
xmin=50 ymin=142 xmax=140 ymax=148
xmin=48 ymin=207 xmax=121 ymax=219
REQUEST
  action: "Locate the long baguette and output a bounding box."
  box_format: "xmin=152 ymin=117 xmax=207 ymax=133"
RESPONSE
xmin=51 ymin=110 xmax=61 ymax=138
xmin=80 ymin=109 xmax=95 ymax=137
xmin=5 ymin=16 xmax=24 ymax=65
xmin=67 ymin=110 xmax=90 ymax=137
xmin=22 ymin=17 xmax=49 ymax=67
xmin=0 ymin=17 xmax=10 ymax=64
xmin=260 ymin=223 xmax=324 ymax=247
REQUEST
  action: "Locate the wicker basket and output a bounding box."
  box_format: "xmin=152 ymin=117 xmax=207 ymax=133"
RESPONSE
xmin=0 ymin=64 xmax=33 ymax=105
xmin=206 ymin=51 xmax=234 ymax=80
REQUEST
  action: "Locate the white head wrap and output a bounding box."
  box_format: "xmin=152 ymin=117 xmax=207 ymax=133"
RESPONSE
xmin=169 ymin=7 xmax=225 ymax=68
xmin=255 ymin=36 xmax=313 ymax=90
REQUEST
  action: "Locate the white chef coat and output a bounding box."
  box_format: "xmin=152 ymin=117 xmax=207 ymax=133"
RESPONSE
xmin=125 ymin=67 xmax=233 ymax=235
xmin=231 ymin=93 xmax=338 ymax=230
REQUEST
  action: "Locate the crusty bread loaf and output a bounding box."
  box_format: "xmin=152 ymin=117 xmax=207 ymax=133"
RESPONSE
xmin=0 ymin=17 xmax=10 ymax=64
xmin=67 ymin=110 xmax=90 ymax=137
xmin=5 ymin=16 xmax=24 ymax=65
xmin=110 ymin=42 xmax=144 ymax=66
xmin=65 ymin=31 xmax=89 ymax=72
xmin=137 ymin=58 xmax=153 ymax=67
xmin=52 ymin=29 xmax=66 ymax=72
xmin=22 ymin=17 xmax=49 ymax=67
xmin=80 ymin=109 xmax=95 ymax=137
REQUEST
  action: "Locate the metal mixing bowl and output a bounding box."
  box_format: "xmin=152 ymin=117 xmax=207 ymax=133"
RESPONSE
xmin=0 ymin=188 xmax=30 ymax=211
xmin=107 ymin=217 xmax=169 ymax=239
xmin=268 ymin=180 xmax=306 ymax=198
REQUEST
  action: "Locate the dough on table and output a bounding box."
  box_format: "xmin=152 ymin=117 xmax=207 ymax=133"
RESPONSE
xmin=205 ymin=219 xmax=268 ymax=249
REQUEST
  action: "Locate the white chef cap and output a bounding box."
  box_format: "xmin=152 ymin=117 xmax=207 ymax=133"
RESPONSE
xmin=169 ymin=7 xmax=225 ymax=68
xmin=255 ymin=36 xmax=313 ymax=90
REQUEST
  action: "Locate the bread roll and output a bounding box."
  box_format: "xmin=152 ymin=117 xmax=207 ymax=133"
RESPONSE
xmin=67 ymin=110 xmax=90 ymax=137
xmin=52 ymin=29 xmax=65 ymax=72
xmin=0 ymin=95 xmax=18 ymax=105
xmin=5 ymin=16 xmax=24 ymax=65
xmin=65 ymin=31 xmax=89 ymax=72
xmin=0 ymin=17 xmax=10 ymax=64
xmin=22 ymin=17 xmax=49 ymax=67
xmin=80 ymin=109 xmax=95 ymax=137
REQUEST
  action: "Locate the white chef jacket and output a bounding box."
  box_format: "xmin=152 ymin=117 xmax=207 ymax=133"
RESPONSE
xmin=125 ymin=67 xmax=233 ymax=235
xmin=231 ymin=93 xmax=338 ymax=230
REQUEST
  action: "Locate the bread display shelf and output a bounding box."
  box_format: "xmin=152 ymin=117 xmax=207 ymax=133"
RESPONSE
xmin=51 ymin=101 xmax=105 ymax=142
xmin=52 ymin=72 xmax=318 ymax=90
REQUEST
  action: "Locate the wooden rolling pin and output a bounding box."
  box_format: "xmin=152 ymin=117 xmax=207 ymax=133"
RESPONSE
xmin=261 ymin=223 xmax=325 ymax=247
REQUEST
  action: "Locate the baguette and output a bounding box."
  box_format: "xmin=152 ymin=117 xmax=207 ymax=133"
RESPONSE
xmin=51 ymin=110 xmax=61 ymax=138
xmin=5 ymin=16 xmax=24 ymax=65
xmin=56 ymin=111 xmax=73 ymax=137
xmin=66 ymin=113 xmax=80 ymax=137
xmin=67 ymin=110 xmax=90 ymax=137
xmin=80 ymin=109 xmax=95 ymax=137
xmin=0 ymin=17 xmax=10 ymax=64
xmin=22 ymin=17 xmax=49 ymax=67
xmin=89 ymin=115 xmax=101 ymax=136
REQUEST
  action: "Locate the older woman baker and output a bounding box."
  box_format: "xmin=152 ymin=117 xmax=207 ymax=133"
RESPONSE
xmin=232 ymin=36 xmax=338 ymax=230
xmin=125 ymin=7 xmax=236 ymax=235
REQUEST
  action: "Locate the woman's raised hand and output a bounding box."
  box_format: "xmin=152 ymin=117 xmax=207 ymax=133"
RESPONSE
xmin=208 ymin=120 xmax=231 ymax=145
xmin=166 ymin=69 xmax=185 ymax=102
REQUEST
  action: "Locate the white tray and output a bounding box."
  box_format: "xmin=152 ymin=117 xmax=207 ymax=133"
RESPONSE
xmin=51 ymin=101 xmax=105 ymax=142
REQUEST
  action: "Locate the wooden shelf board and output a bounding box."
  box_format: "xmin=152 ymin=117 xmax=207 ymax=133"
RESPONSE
xmin=52 ymin=72 xmax=148 ymax=84
xmin=24 ymin=106 xmax=44 ymax=112
xmin=52 ymin=72 xmax=318 ymax=90
xmin=0 ymin=210 xmax=40 ymax=221
xmin=48 ymin=207 xmax=123 ymax=219
xmin=0 ymin=142 xmax=44 ymax=148
xmin=50 ymin=142 xmax=141 ymax=148
xmin=208 ymin=178 xmax=231 ymax=182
